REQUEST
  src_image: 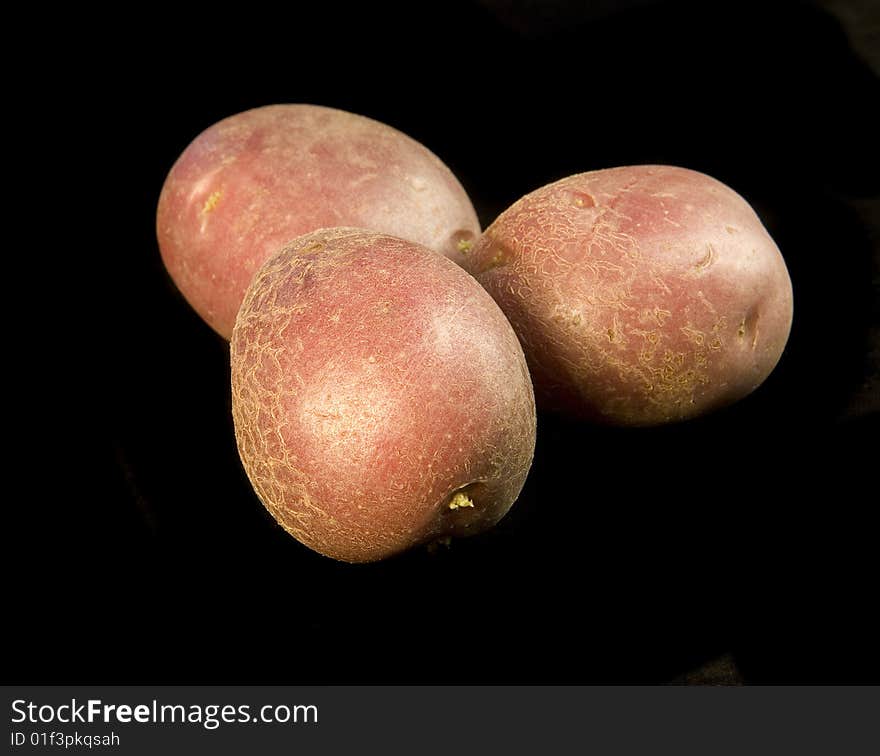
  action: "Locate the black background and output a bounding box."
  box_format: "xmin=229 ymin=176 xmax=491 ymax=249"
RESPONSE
xmin=11 ymin=0 xmax=878 ymax=684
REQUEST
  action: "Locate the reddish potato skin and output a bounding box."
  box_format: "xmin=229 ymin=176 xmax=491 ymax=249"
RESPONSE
xmin=157 ymin=104 xmax=480 ymax=338
xmin=460 ymin=166 xmax=793 ymax=425
xmin=230 ymin=228 xmax=536 ymax=563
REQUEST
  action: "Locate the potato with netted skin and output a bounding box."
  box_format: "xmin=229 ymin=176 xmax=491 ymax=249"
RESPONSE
xmin=458 ymin=165 xmax=793 ymax=425
xmin=157 ymin=104 xmax=480 ymax=338
xmin=231 ymin=228 xmax=536 ymax=563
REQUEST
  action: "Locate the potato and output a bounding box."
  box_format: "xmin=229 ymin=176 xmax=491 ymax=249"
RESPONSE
xmin=157 ymin=104 xmax=480 ymax=338
xmin=458 ymin=165 xmax=793 ymax=425
xmin=230 ymin=228 xmax=536 ymax=562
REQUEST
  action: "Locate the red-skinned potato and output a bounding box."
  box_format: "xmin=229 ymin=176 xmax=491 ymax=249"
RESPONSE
xmin=157 ymin=104 xmax=480 ymax=338
xmin=231 ymin=228 xmax=536 ymax=563
xmin=459 ymin=165 xmax=793 ymax=425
